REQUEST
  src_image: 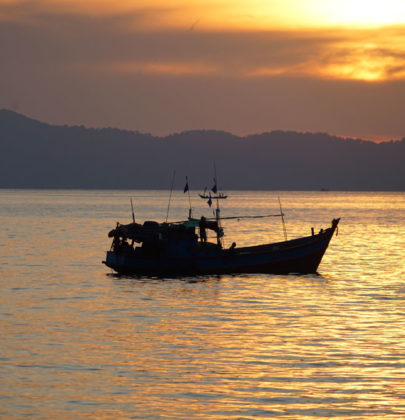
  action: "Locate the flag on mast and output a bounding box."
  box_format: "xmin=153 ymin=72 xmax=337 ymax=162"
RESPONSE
xmin=211 ymin=184 xmax=217 ymax=193
xmin=183 ymin=179 xmax=189 ymax=193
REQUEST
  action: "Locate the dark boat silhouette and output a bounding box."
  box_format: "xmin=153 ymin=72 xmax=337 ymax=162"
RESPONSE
xmin=199 ymin=192 xmax=228 ymax=199
xmin=103 ymin=192 xmax=340 ymax=275
xmin=103 ymin=218 xmax=339 ymax=276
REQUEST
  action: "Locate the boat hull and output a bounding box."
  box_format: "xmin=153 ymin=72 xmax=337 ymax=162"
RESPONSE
xmin=104 ymin=219 xmax=339 ymax=276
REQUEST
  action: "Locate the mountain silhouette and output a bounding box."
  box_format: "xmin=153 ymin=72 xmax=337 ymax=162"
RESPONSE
xmin=1 ymin=109 xmax=404 ymax=190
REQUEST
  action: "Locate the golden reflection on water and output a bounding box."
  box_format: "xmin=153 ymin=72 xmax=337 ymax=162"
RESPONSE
xmin=0 ymin=190 xmax=405 ymax=419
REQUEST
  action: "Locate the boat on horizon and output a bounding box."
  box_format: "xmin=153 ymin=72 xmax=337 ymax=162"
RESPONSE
xmin=198 ymin=183 xmax=228 ymax=201
xmin=103 ymin=186 xmax=340 ymax=276
xmin=199 ymin=192 xmax=228 ymax=200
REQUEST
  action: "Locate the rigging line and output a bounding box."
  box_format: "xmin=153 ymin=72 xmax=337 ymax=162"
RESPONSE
xmin=219 ymin=214 xmax=283 ymax=220
xmin=171 ymin=214 xmax=284 ymax=224
xmin=165 ymin=169 xmax=176 ymax=223
xmin=278 ymin=196 xmax=288 ymax=241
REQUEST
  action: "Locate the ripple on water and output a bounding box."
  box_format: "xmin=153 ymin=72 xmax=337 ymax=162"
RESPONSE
xmin=1 ymin=190 xmax=405 ymax=419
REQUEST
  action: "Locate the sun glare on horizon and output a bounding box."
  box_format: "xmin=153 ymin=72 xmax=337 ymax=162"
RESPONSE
xmin=3 ymin=0 xmax=405 ymax=29
xmin=316 ymin=0 xmax=405 ymax=27
xmin=248 ymin=0 xmax=405 ymax=30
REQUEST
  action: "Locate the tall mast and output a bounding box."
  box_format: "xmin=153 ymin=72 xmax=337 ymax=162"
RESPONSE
xmin=165 ymin=169 xmax=176 ymax=223
xmin=213 ymin=162 xmax=223 ymax=247
xmin=130 ymin=197 xmax=135 ymax=223
xmin=185 ymin=176 xmax=192 ymax=219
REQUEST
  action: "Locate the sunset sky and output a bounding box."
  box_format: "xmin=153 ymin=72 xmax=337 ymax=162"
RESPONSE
xmin=1 ymin=0 xmax=405 ymax=140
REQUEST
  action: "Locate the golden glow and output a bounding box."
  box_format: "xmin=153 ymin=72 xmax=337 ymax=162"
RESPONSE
xmin=93 ymin=61 xmax=218 ymax=76
xmin=83 ymin=34 xmax=405 ymax=83
xmin=322 ymin=58 xmax=405 ymax=82
xmin=3 ymin=0 xmax=405 ymax=29
xmin=2 ymin=0 xmax=405 ymax=83
xmin=2 ymin=190 xmax=405 ymax=419
xmin=318 ymin=0 xmax=405 ymax=27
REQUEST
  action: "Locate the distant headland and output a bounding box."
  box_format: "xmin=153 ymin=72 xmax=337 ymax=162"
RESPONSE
xmin=1 ymin=109 xmax=404 ymax=190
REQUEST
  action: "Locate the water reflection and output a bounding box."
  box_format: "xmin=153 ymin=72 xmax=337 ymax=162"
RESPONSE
xmin=0 ymin=190 xmax=404 ymax=419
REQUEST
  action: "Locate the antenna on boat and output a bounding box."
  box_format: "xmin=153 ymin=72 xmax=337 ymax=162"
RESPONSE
xmin=165 ymin=169 xmax=176 ymax=223
xmin=130 ymin=197 xmax=135 ymax=223
xmin=278 ymin=196 xmax=287 ymax=241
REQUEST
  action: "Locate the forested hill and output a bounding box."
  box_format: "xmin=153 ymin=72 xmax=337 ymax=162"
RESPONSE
xmin=1 ymin=109 xmax=404 ymax=190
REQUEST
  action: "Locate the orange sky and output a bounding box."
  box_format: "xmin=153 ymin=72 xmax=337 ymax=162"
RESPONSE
xmin=4 ymin=0 xmax=405 ymax=28
xmin=1 ymin=0 xmax=405 ymax=140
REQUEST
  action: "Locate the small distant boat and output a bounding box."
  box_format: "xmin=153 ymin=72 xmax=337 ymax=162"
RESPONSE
xmin=103 ymin=178 xmax=340 ymax=275
xmin=199 ymin=192 xmax=228 ymax=199
xmin=199 ymin=185 xmax=227 ymax=200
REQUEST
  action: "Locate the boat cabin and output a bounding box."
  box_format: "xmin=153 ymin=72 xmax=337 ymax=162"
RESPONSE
xmin=108 ymin=218 xmax=223 ymax=259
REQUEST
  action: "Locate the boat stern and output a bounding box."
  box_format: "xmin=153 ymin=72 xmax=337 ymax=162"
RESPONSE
xmin=103 ymin=251 xmax=125 ymax=272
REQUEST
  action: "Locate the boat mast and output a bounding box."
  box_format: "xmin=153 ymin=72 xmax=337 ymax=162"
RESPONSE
xmin=185 ymin=176 xmax=192 ymax=219
xmin=213 ymin=162 xmax=223 ymax=247
xmin=130 ymin=197 xmax=135 ymax=223
xmin=165 ymin=169 xmax=176 ymax=223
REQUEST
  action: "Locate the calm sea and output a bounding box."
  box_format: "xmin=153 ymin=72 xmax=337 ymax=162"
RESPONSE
xmin=1 ymin=190 xmax=405 ymax=419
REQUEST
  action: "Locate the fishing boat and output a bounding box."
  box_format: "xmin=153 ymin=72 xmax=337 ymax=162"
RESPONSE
xmin=103 ymin=180 xmax=340 ymax=275
xmin=199 ymin=192 xmax=228 ymax=200
xmin=199 ymin=184 xmax=228 ymax=200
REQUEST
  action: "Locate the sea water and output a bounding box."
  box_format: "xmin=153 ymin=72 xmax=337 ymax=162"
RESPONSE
xmin=1 ymin=190 xmax=404 ymax=419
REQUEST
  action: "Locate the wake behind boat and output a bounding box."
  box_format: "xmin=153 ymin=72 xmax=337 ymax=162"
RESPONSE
xmin=103 ymin=182 xmax=340 ymax=275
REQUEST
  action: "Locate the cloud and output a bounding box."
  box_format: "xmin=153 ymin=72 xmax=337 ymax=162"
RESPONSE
xmin=75 ymin=27 xmax=405 ymax=82
xmin=1 ymin=4 xmax=405 ymax=138
xmin=2 ymin=2 xmax=405 ymax=81
xmin=87 ymin=61 xmax=218 ymax=76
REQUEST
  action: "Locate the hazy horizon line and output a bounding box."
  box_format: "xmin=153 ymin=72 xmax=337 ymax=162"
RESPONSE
xmin=0 ymin=187 xmax=404 ymax=193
